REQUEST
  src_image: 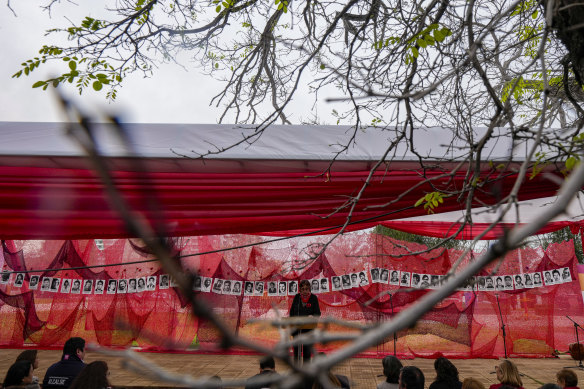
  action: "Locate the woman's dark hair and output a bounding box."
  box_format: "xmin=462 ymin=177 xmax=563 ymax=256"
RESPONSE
xmin=68 ymin=361 xmax=109 ymax=389
xmin=3 ymin=360 xmax=33 ymax=387
xmin=382 ymin=355 xmax=402 ymax=384
xmin=299 ymin=280 xmax=311 ymax=289
xmin=15 ymin=349 xmax=38 ymax=365
xmin=434 ymin=357 xmax=459 ymax=383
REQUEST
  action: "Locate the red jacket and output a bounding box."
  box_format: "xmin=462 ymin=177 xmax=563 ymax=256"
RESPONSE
xmin=489 ymin=384 xmax=524 ymax=389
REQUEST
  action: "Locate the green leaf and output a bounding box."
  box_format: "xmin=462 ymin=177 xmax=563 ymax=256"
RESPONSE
xmin=416 ymin=39 xmax=427 ymax=48
xmin=69 ymin=61 xmax=77 ymax=71
xmin=433 ymin=29 xmax=445 ymax=42
xmin=411 ymin=47 xmax=419 ymax=58
xmin=215 ymin=5 xmax=221 ymax=12
xmin=215 ymin=63 xmax=219 ymax=68
xmin=320 ymin=64 xmax=325 ymax=70
xmin=414 ymin=197 xmax=425 ymax=207
xmin=32 ymin=81 xmax=46 ymax=88
xmin=566 ymin=156 xmax=579 ymax=171
xmin=93 ymin=81 xmax=103 ymax=91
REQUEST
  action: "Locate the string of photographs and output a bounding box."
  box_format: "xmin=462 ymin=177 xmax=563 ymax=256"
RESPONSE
xmin=0 ymin=273 xmax=177 ymax=295
xmin=0 ymin=266 xmax=573 ymax=295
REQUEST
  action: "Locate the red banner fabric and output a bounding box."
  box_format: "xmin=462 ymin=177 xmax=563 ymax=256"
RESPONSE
xmin=0 ymin=233 xmax=582 ymax=358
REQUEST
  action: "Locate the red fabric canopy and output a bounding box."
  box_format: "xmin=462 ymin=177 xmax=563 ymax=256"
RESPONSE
xmin=0 ymin=164 xmax=563 ymax=239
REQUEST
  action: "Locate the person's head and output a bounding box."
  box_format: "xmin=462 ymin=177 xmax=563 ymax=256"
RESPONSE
xmin=73 ymin=280 xmax=81 ymax=288
xmin=279 ymin=282 xmax=287 ymax=292
xmin=413 ymin=274 xmax=420 ymax=283
xmin=495 ymin=360 xmax=522 ymax=387
xmin=96 ymin=280 xmax=104 ymax=288
xmin=3 ymin=360 xmax=34 ymax=387
xmin=138 ymin=278 xmax=145 ymax=288
xmin=118 ymin=280 xmax=126 ymax=289
xmin=223 ymin=280 xmax=231 ymax=291
xmin=161 ymin=275 xmax=169 ymax=285
xmin=540 ymin=385 xmax=561 ymax=389
xmin=496 ymin=277 xmax=504 ymax=287
xmin=68 ymin=360 xmax=109 ymax=389
xmin=204 ymin=278 xmax=212 ymax=288
xmin=84 ymin=281 xmax=92 ymax=291
xmin=233 ymin=282 xmax=241 ymax=292
xmin=299 ymin=279 xmax=311 ymax=298
xmin=563 ymin=268 xmax=571 ymax=279
xmin=486 ymin=277 xmax=494 ymax=287
xmin=289 ymin=282 xmax=297 ymax=292
xmin=312 ymin=279 xmax=319 ymax=289
xmin=381 ymin=355 xmax=402 ymax=384
xmin=259 ymin=356 xmax=276 ymax=371
xmin=399 ymin=366 xmax=424 ymax=389
xmin=351 ymin=273 xmax=358 ymax=281
xmin=557 ymin=368 xmax=578 ymax=387
xmin=462 ymin=377 xmax=486 ymax=389
xmin=545 ymin=272 xmax=553 ymax=281
xmin=194 ymin=277 xmax=201 ymax=287
xmin=434 ymin=357 xmax=459 ymax=382
xmin=534 ymin=273 xmax=542 ymax=282
xmin=129 ymin=278 xmax=137 ymax=288
xmin=63 ymin=337 xmax=86 ymax=360
xmin=108 ymin=281 xmax=116 ymax=291
xmin=255 ymin=282 xmax=263 ymax=291
xmin=15 ymin=349 xmax=39 ymax=370
xmin=321 ymin=278 xmax=328 ymax=287
xmin=42 ymin=278 xmax=51 ymax=288
xmin=246 ymin=282 xmax=254 ymax=293
xmin=333 ymin=277 xmax=341 ymax=287
xmin=372 ymin=268 xmax=379 ymax=277
xmin=422 ymin=275 xmax=429 ymax=282
xmin=30 ymin=276 xmax=38 ymax=286
xmin=553 ymin=270 xmax=561 ymax=281
xmin=504 ymin=276 xmax=512 ymax=286
xmin=16 ymin=273 xmax=23 ymax=282
xmin=515 ymin=275 xmax=522 ymax=284
xmin=391 ymin=271 xmax=398 ymax=278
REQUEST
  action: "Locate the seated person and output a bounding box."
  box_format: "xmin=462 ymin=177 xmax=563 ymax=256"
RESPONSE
xmin=43 ymin=337 xmax=86 ymax=389
xmin=490 ymin=360 xmax=524 ymax=389
xmin=3 ymin=360 xmax=40 ymax=389
xmin=245 ymin=356 xmax=280 ymax=389
xmin=556 ymin=369 xmax=579 ymax=389
xmin=399 ymin=366 xmax=424 ymax=389
xmin=377 ymin=355 xmax=402 ymax=389
xmin=429 ymin=357 xmax=462 ymax=389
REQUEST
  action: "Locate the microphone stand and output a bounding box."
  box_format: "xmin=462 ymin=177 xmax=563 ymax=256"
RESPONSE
xmin=389 ymin=292 xmax=397 ymax=356
xmin=496 ymin=294 xmax=508 ymax=359
xmin=565 ymin=315 xmax=584 ymax=369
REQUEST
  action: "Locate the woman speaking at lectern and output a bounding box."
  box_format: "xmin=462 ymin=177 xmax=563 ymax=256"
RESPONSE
xmin=289 ymin=279 xmax=321 ymax=363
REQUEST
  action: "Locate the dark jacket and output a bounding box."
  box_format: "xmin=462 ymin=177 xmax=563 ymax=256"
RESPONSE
xmin=429 ymin=379 xmax=462 ymax=389
xmin=42 ymin=354 xmax=86 ymax=389
xmin=289 ymin=293 xmax=321 ymax=318
xmin=245 ymin=369 xmax=281 ymax=389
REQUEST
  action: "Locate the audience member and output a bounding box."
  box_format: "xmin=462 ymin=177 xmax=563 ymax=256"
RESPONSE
xmin=540 ymin=385 xmax=561 ymax=389
xmin=399 ymin=366 xmax=424 ymax=389
xmin=463 ymin=378 xmax=486 ymax=389
xmin=245 ymin=356 xmax=280 ymax=389
xmin=15 ymin=350 xmax=40 ymax=383
xmin=3 ymin=360 xmax=40 ymax=389
xmin=557 ymin=369 xmax=579 ymax=389
xmin=489 ymin=360 xmax=524 ymax=389
xmin=429 ymin=357 xmax=462 ymax=389
xmin=68 ymin=361 xmax=110 ymax=389
xmin=42 ymin=337 xmax=86 ymax=389
xmin=377 ymin=355 xmax=402 ymax=389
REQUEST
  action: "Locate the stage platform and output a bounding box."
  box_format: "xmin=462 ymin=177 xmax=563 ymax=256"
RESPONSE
xmin=2 ymin=349 xmax=584 ymax=388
